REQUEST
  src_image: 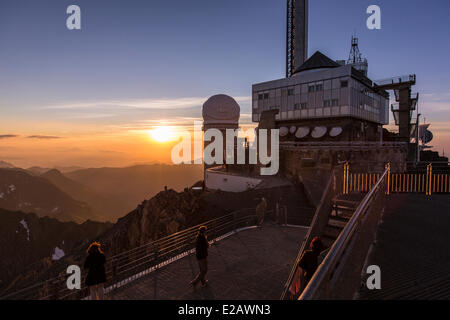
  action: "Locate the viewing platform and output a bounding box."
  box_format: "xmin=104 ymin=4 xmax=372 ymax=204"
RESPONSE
xmin=109 ymin=223 xmax=307 ymax=300
xmin=356 ymin=194 xmax=450 ymax=300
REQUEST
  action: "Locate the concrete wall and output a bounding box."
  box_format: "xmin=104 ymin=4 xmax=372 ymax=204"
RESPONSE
xmin=205 ymin=171 xmax=262 ymax=192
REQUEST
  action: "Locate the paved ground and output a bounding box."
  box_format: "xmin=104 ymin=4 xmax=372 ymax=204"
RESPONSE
xmin=356 ymin=194 xmax=450 ymax=300
xmin=110 ymin=223 xmax=308 ymax=300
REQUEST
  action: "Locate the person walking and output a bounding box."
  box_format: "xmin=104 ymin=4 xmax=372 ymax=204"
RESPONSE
xmin=190 ymin=226 xmax=209 ymax=288
xmin=84 ymin=241 xmax=107 ymax=300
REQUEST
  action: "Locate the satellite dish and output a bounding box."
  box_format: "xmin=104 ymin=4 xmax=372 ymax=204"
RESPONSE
xmin=312 ymin=126 xmax=327 ymax=138
xmin=329 ymin=127 xmax=343 ymax=137
xmin=279 ymin=127 xmax=289 ymax=137
xmin=295 ymin=127 xmax=310 ymax=139
xmin=421 ymin=130 xmax=433 ymax=144
xmin=289 ymin=126 xmax=297 ymax=134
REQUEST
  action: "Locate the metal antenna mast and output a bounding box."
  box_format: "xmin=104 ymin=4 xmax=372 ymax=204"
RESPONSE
xmin=348 ymin=35 xmax=362 ymax=64
xmin=286 ymin=0 xmax=308 ymax=78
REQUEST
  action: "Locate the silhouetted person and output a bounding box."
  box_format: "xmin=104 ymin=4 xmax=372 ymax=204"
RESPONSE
xmin=190 ymin=226 xmax=209 ymax=288
xmin=84 ymin=242 xmax=106 ymax=300
xmin=256 ymin=197 xmax=267 ymax=226
xmin=298 ymin=237 xmax=324 ymax=291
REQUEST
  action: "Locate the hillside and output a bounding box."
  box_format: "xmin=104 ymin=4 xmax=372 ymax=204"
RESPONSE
xmin=0 ymin=161 xmax=15 ymax=169
xmin=40 ymin=169 xmax=126 ymax=222
xmin=0 ymin=168 xmax=101 ymax=223
xmin=0 ymin=208 xmax=112 ymax=296
xmin=27 ymin=166 xmax=84 ymax=175
xmin=66 ymin=164 xmax=204 ymax=214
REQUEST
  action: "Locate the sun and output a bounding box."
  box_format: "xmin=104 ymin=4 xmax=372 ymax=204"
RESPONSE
xmin=148 ymin=126 xmax=177 ymax=143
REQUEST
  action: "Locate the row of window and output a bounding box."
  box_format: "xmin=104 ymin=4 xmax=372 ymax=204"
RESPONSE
xmin=267 ymin=100 xmax=340 ymax=111
xmin=257 ymin=80 xmax=349 ymax=100
xmin=324 ymin=99 xmax=339 ymax=107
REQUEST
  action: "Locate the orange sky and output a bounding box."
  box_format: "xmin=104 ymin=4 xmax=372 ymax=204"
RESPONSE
xmin=1 ymin=120 xmax=448 ymax=169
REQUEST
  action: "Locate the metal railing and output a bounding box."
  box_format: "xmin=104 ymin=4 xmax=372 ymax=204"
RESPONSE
xmin=343 ymin=163 xmax=450 ymax=195
xmin=374 ymin=74 xmax=416 ymax=87
xmin=299 ymin=165 xmax=389 ymax=300
xmin=0 ymin=208 xmax=259 ymax=300
xmin=280 ymin=166 xmax=343 ymax=300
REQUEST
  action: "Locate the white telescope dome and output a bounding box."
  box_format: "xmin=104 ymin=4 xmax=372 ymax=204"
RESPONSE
xmin=202 ymin=94 xmax=240 ymax=126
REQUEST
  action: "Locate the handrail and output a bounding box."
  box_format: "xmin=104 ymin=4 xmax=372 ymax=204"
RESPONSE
xmin=299 ymin=166 xmax=389 ymax=300
xmin=280 ymin=166 xmax=340 ymax=300
xmin=2 ymin=204 xmax=306 ymax=300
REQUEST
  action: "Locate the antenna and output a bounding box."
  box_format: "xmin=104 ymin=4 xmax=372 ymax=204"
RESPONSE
xmin=347 ymin=35 xmax=368 ymax=76
xmin=286 ymin=0 xmax=308 ymax=77
xmin=348 ymin=35 xmax=362 ymax=64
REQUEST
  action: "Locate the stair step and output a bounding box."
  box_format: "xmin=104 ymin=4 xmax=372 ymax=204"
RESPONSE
xmin=328 ymin=218 xmax=347 ymax=229
xmin=334 ymin=205 xmax=356 ymax=212
xmin=329 ymin=212 xmax=350 ymax=221
xmin=323 ymin=225 xmax=343 ymax=239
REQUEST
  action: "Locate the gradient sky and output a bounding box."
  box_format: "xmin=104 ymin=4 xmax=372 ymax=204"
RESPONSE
xmin=0 ymin=0 xmax=449 ymax=168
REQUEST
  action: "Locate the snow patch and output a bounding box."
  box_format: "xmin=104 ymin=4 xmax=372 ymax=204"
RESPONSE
xmin=19 ymin=219 xmax=30 ymax=241
xmin=8 ymin=185 xmax=16 ymax=192
xmin=52 ymin=247 xmax=65 ymax=261
xmin=52 ymin=206 xmax=59 ymax=213
xmin=0 ymin=193 xmax=4 ymax=199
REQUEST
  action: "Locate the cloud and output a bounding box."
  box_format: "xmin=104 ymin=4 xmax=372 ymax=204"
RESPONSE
xmin=0 ymin=134 xmax=19 ymax=139
xmin=26 ymin=135 xmax=62 ymax=140
xmin=40 ymin=96 xmax=251 ymax=111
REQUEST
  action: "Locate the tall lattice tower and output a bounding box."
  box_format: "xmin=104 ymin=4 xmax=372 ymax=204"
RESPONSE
xmin=286 ymin=0 xmax=308 ymax=78
xmin=347 ymin=36 xmax=368 ymax=76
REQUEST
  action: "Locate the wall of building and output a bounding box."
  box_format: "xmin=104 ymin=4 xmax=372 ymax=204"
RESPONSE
xmin=280 ymin=145 xmax=408 ymax=178
xmin=252 ymin=65 xmax=389 ymax=125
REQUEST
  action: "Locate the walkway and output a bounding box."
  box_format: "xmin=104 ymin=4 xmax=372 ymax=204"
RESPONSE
xmin=110 ymin=223 xmax=307 ymax=300
xmin=356 ymin=194 xmax=450 ymax=299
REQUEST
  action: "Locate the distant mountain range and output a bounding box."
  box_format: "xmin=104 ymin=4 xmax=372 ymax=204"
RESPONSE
xmin=65 ymin=164 xmax=203 ymax=218
xmin=0 ymin=163 xmax=203 ymax=223
xmin=0 ymin=168 xmax=101 ymax=223
xmin=40 ymin=169 xmax=128 ymax=223
xmin=27 ymin=166 xmax=85 ymax=175
xmin=0 ymin=161 xmax=15 ymax=169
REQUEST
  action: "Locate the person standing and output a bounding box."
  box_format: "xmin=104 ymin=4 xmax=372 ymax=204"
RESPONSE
xmin=298 ymin=237 xmax=324 ymax=292
xmin=84 ymin=241 xmax=107 ymax=300
xmin=190 ymin=226 xmax=209 ymax=288
xmin=255 ymin=197 xmax=267 ymax=226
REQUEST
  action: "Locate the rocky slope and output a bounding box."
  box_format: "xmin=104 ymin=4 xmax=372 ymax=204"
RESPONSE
xmin=0 ymin=208 xmax=112 ymax=295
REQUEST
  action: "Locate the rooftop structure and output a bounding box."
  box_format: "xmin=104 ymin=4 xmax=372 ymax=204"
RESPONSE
xmin=252 ymin=51 xmax=389 ymax=142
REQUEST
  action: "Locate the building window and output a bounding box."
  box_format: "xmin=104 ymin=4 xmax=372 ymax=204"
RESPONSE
xmin=332 ymin=99 xmax=339 ymax=106
xmin=341 ymin=80 xmax=348 ymax=88
xmin=315 ymin=84 xmax=323 ymax=91
xmin=287 ymin=89 xmax=294 ymax=96
xmin=301 ymin=103 xmax=307 ymax=109
xmin=324 ymin=100 xmax=331 ymax=107
xmin=308 ymin=85 xmax=315 ymax=93
xmin=264 ymin=93 xmax=269 ymax=100
xmin=294 ymin=103 xmax=300 ymax=110
xmin=258 ymin=94 xmax=264 ymax=100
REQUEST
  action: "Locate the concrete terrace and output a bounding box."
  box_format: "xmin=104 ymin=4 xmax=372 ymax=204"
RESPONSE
xmin=356 ymin=194 xmax=450 ymax=300
xmin=109 ymin=223 xmax=308 ymax=300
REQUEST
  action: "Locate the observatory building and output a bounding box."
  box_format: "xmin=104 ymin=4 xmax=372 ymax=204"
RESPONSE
xmin=252 ymin=50 xmax=389 ymax=143
xmin=200 ymin=0 xmax=431 ymax=193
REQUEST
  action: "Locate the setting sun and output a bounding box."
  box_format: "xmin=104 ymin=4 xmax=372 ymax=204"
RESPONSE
xmin=149 ymin=126 xmax=177 ymax=143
